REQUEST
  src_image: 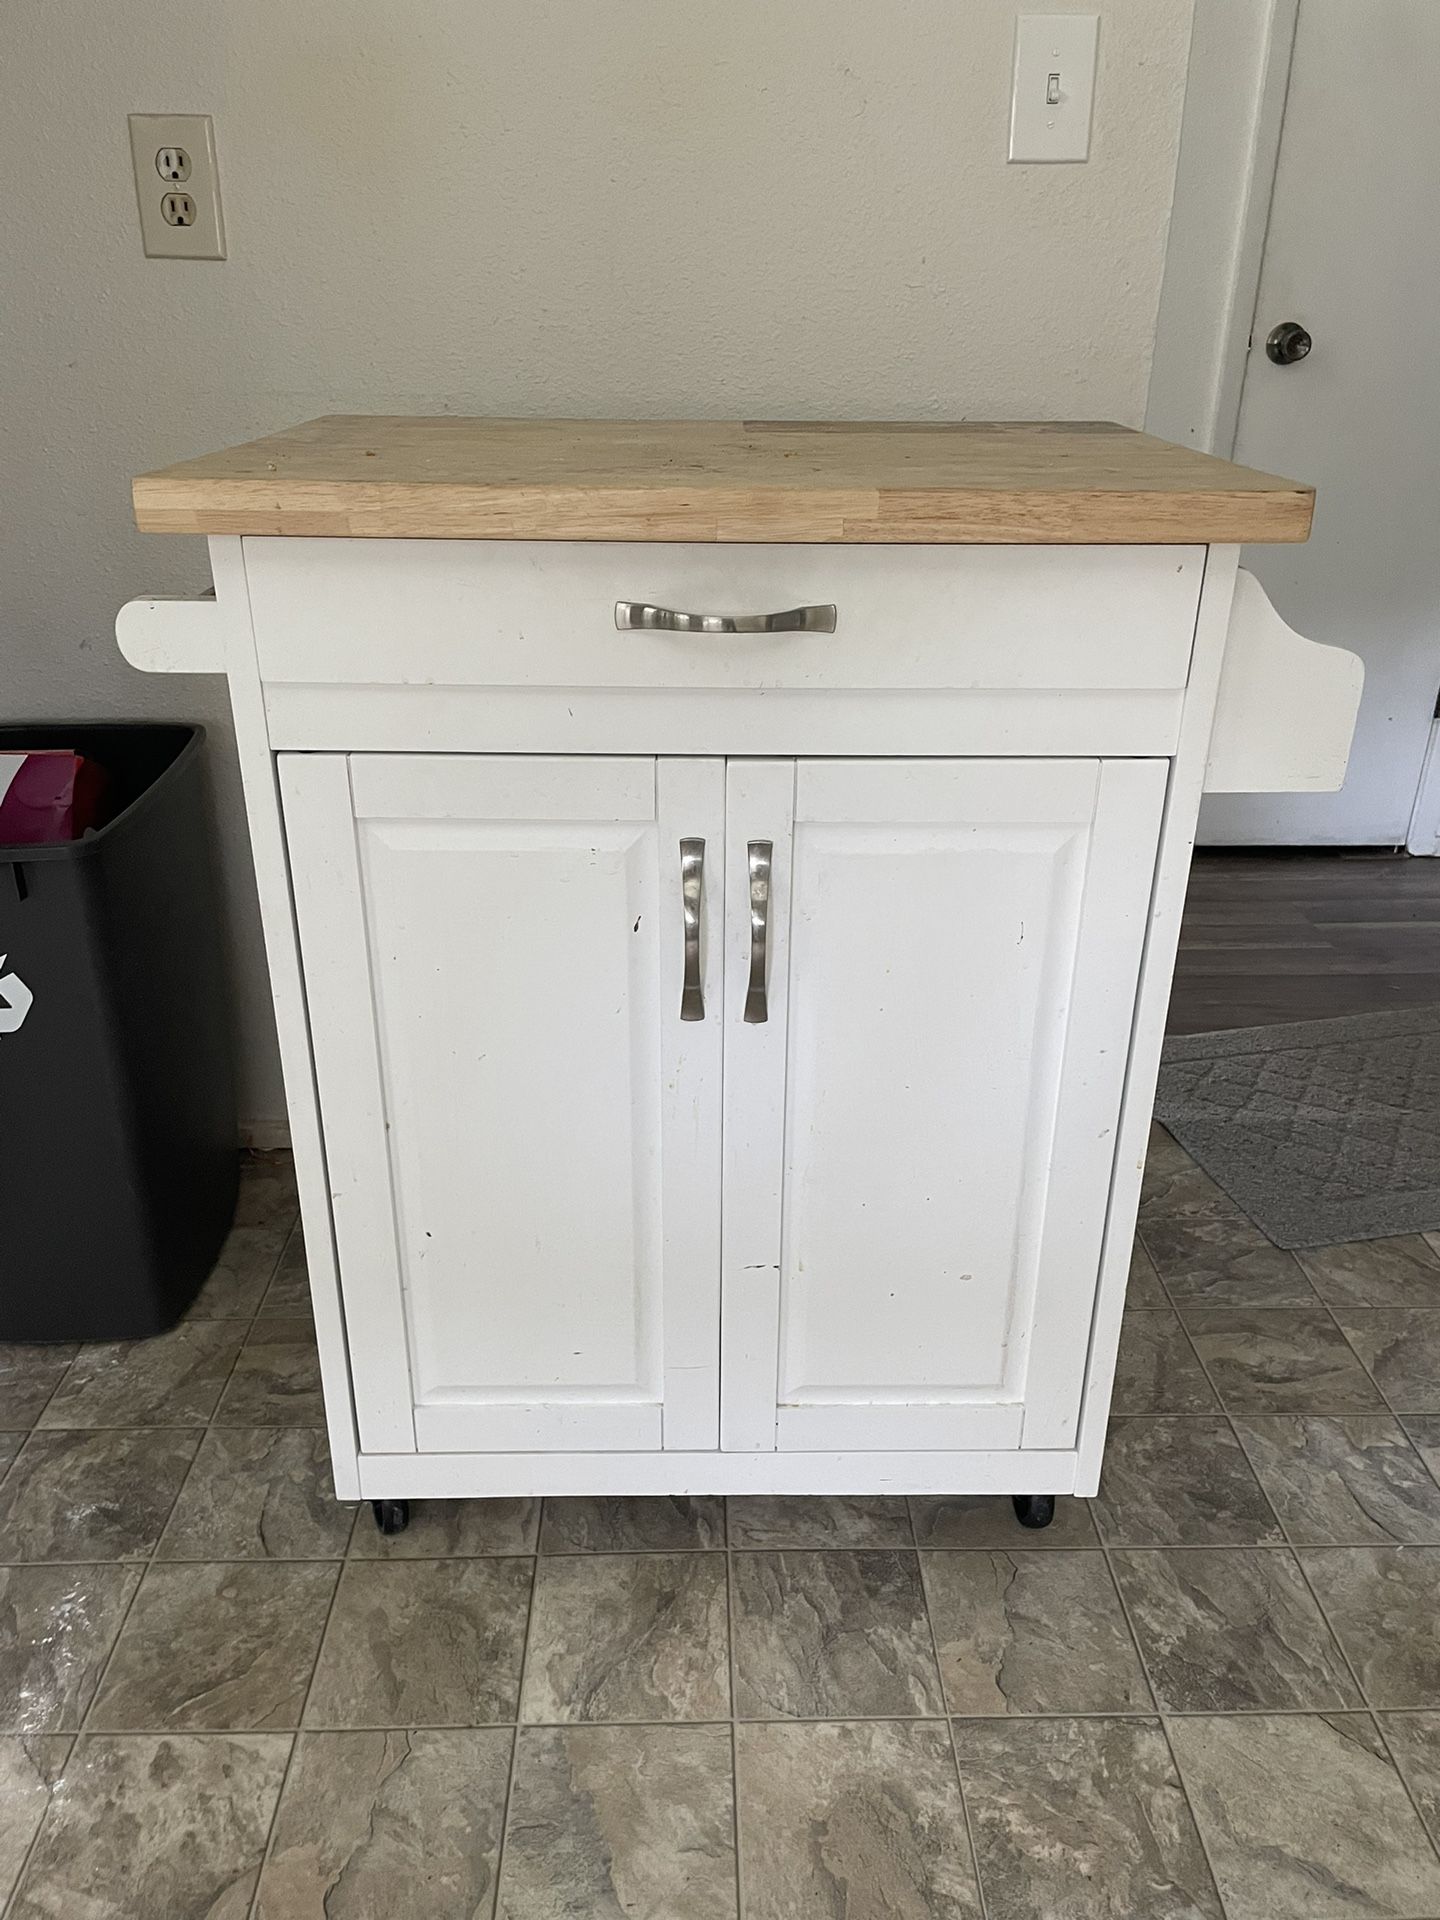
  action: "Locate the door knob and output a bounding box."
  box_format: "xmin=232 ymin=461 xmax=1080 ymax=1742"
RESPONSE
xmin=1265 ymin=321 xmax=1312 ymax=366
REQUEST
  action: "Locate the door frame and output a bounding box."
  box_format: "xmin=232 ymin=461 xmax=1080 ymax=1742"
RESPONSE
xmin=1145 ymin=0 xmax=1298 ymax=460
xmin=1150 ymin=0 xmax=1440 ymax=854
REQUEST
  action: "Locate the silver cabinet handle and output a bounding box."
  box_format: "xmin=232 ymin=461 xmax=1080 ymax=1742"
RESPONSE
xmin=615 ymin=601 xmax=836 ymax=634
xmin=744 ymin=840 xmax=772 ymax=1025
xmin=679 ymin=838 xmax=705 ymax=1022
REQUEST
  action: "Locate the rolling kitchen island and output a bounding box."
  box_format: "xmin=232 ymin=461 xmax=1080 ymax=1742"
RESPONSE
xmin=117 ymin=418 xmax=1360 ymax=1534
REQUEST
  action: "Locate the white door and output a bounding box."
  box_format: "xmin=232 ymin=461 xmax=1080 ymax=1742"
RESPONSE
xmin=721 ymin=757 xmax=1166 ymax=1454
xmin=1201 ymin=0 xmax=1440 ymax=848
xmin=280 ymin=753 xmax=725 ymax=1454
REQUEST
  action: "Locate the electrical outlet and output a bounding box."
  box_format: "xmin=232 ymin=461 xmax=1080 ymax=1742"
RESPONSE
xmin=128 ymin=113 xmax=225 ymax=259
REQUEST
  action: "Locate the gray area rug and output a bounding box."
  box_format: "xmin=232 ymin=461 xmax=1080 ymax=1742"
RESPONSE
xmin=1154 ymin=1006 xmax=1440 ymax=1248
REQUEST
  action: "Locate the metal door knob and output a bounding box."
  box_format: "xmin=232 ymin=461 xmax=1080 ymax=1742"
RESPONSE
xmin=1265 ymin=321 xmax=1313 ymax=366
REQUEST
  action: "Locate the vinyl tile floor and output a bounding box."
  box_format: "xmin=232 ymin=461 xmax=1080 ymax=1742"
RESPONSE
xmin=6 ymin=1147 xmax=1440 ymax=1917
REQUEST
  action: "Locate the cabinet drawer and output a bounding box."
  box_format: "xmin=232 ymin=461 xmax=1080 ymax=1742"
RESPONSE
xmin=246 ymin=539 xmax=1203 ymax=694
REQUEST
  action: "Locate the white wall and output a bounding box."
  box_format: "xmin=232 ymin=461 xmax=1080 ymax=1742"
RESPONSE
xmin=0 ymin=0 xmax=1195 ymax=1137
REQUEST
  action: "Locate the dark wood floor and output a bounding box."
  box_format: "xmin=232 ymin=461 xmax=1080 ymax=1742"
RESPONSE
xmin=1167 ymin=849 xmax=1440 ymax=1034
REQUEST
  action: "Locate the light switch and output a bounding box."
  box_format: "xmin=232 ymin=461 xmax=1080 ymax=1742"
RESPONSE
xmin=1009 ymin=14 xmax=1098 ymax=163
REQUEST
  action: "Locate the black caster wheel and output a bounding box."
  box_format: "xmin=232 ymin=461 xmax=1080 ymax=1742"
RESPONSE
xmin=371 ymin=1499 xmax=410 ymax=1536
xmin=1012 ymin=1493 xmax=1056 ymax=1530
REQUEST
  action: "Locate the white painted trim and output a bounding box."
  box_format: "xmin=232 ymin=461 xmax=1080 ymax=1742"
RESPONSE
xmin=115 ymin=592 xmax=224 ymax=675
xmin=1020 ymin=757 xmax=1170 ymax=1449
xmin=356 ymin=1447 xmax=1080 ymax=1500
xmin=720 ymin=758 xmax=796 ymax=1453
xmin=1407 ymin=719 xmax=1440 ymax=857
xmin=212 ymin=537 xmax=363 ymax=1500
xmin=262 ymin=684 xmax=1185 ymax=761
xmin=1204 ymin=569 xmax=1364 ymax=794
xmin=1145 ymin=0 xmax=1298 ymax=454
xmin=278 ymin=752 xmax=418 ymax=1457
xmin=1073 ymin=546 xmax=1241 ymax=1494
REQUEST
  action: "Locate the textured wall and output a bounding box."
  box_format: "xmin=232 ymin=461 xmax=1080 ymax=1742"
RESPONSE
xmin=0 ymin=0 xmax=1194 ymax=1135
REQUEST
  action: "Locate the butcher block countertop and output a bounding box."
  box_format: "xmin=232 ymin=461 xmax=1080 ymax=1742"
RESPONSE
xmin=132 ymin=416 xmax=1314 ymax=545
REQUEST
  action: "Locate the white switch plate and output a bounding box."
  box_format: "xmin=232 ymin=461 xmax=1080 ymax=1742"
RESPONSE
xmin=128 ymin=113 xmax=225 ymax=259
xmin=1009 ymin=14 xmax=1098 ymax=163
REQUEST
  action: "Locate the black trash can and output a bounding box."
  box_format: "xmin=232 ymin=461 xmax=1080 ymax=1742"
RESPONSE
xmin=0 ymin=722 xmax=238 ymax=1340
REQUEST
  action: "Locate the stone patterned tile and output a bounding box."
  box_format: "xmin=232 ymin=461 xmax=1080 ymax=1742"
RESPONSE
xmin=522 ymin=1553 xmax=729 ymax=1725
xmin=1141 ymin=1212 xmax=1317 ymax=1310
xmin=0 ymin=1348 xmax=76 ymax=1429
xmin=1127 ymin=1237 xmax=1168 ymax=1308
xmin=538 ymin=1496 xmax=724 ymax=1553
xmin=351 ymin=1495 xmax=537 ymax=1558
xmin=235 ymin=1152 xmax=300 ymax=1230
xmin=159 ymin=1427 xmax=356 ymax=1561
xmin=1169 ymin=1713 xmax=1440 ymax=1920
xmin=89 ymin=1561 xmax=337 ymax=1732
xmin=1333 ymin=1309 xmax=1440 ymax=1412
xmin=503 ymin=1725 xmax=737 ymax=1920
xmin=259 ymin=1225 xmax=313 ymax=1317
xmin=1181 ymin=1308 xmax=1384 ymax=1413
xmin=0 ymin=1431 xmax=22 ymax=1476
xmin=0 ymin=1428 xmax=199 ymax=1562
xmin=0 ymin=1736 xmax=71 ymax=1909
xmin=922 ymin=1550 xmax=1150 ymax=1715
xmin=1299 ymin=1235 xmax=1440 ymax=1311
xmin=1091 ymin=1418 xmax=1283 ymax=1547
xmin=1139 ymin=1124 xmax=1203 ymax=1206
xmin=1110 ymin=1548 xmax=1360 ymax=1712
xmin=1234 ymin=1415 xmax=1440 ymax=1546
xmin=731 ymin=1550 xmax=942 ymax=1719
xmin=1401 ymin=1414 xmax=1440 ymax=1486
xmin=727 ymin=1495 xmax=911 ymax=1549
xmin=910 ymin=1494 xmax=1098 ymax=1549
xmin=255 ymin=1729 xmax=512 ymax=1920
xmin=1137 ymin=1160 xmax=1235 ymax=1240
xmin=7 ymin=1732 xmax=289 ymax=1920
xmin=38 ymin=1322 xmax=242 ymax=1428
xmin=1301 ymin=1547 xmax=1440 ymax=1708
xmin=187 ymin=1224 xmax=289 ymax=1318
xmin=956 ymin=1716 xmax=1222 ymax=1920
xmin=738 ymin=1720 xmax=980 ymax=1920
xmin=308 ymin=1559 xmax=532 ymax=1729
xmin=1110 ymin=1312 xmax=1217 ymax=1415
xmin=0 ymin=1565 xmax=140 ymax=1732
xmin=214 ymin=1316 xmax=324 ymax=1425
xmin=1377 ymin=1711 xmax=1440 ymax=1846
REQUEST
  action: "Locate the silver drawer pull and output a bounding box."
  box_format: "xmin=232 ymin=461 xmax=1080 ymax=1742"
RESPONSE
xmin=615 ymin=600 xmax=836 ymax=635
xmin=679 ymin=838 xmax=705 ymax=1022
xmin=744 ymin=840 xmax=772 ymax=1025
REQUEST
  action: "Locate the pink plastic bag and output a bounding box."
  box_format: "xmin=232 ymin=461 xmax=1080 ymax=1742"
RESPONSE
xmin=0 ymin=750 xmax=109 ymax=845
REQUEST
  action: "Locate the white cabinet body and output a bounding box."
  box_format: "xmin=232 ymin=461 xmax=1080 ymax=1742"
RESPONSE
xmin=719 ymin=756 xmax=1164 ymax=1459
xmin=117 ymin=495 xmax=1358 ymax=1508
xmin=280 ymin=752 xmax=725 ymax=1458
xmin=279 ymin=747 xmax=1165 ymax=1478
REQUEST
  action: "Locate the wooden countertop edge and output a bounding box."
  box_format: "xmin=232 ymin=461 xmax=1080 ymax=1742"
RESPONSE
xmin=132 ymin=477 xmax=1315 ymax=544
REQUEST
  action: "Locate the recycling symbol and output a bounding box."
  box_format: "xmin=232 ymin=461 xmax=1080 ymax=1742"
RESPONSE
xmin=0 ymin=955 xmax=34 ymax=1035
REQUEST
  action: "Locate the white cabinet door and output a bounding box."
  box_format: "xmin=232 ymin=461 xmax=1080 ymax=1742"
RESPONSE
xmin=721 ymin=757 xmax=1166 ymax=1454
xmin=280 ymin=753 xmax=724 ymax=1455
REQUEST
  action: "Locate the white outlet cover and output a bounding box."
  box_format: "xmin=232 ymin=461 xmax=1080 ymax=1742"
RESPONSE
xmin=1009 ymin=15 xmax=1099 ymax=163
xmin=128 ymin=113 xmax=225 ymax=259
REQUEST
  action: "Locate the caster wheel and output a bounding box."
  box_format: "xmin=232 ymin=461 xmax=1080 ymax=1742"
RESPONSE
xmin=371 ymin=1499 xmax=410 ymax=1536
xmin=1012 ymin=1493 xmax=1056 ymax=1530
